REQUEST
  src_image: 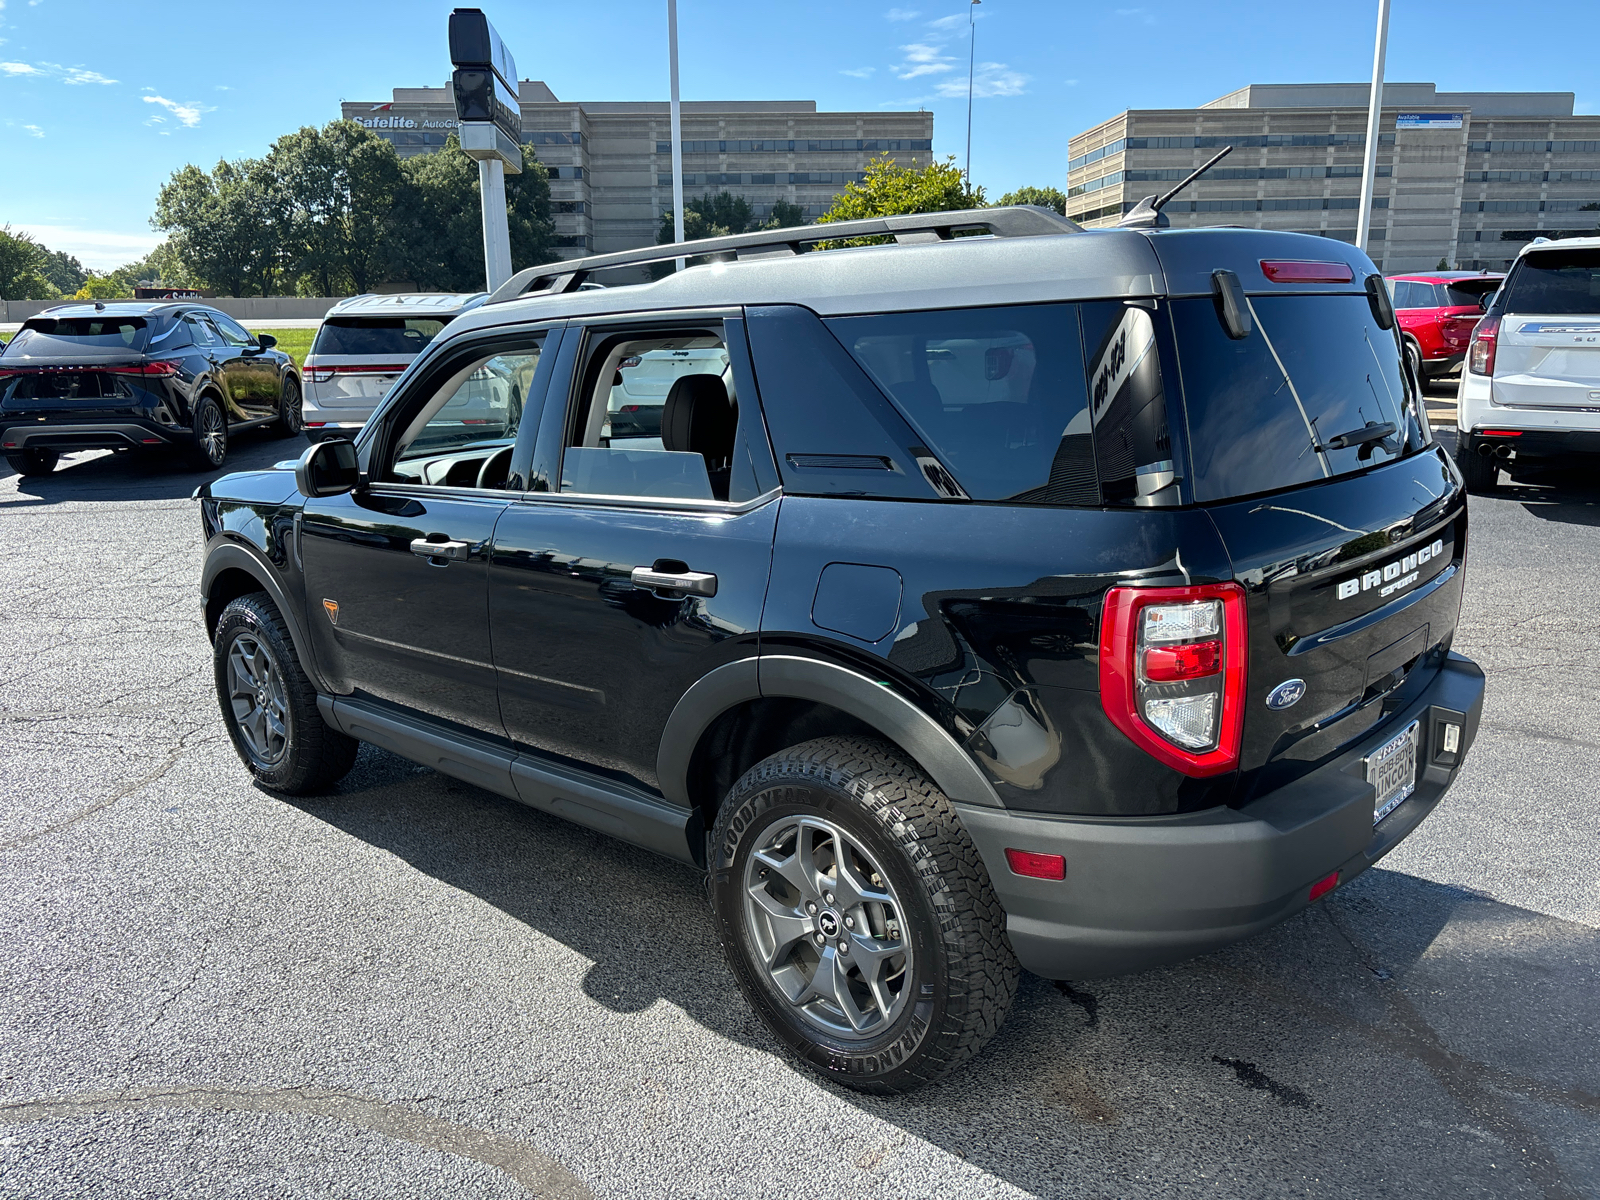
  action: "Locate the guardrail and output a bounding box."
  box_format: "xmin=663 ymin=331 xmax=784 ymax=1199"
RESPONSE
xmin=1 ymin=297 xmax=349 ymax=323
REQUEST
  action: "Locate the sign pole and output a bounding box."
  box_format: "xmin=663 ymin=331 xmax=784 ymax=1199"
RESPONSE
xmin=668 ymin=0 xmax=686 ymax=271
xmin=1356 ymin=0 xmax=1391 ymax=257
xmin=478 ymin=156 xmax=513 ymax=291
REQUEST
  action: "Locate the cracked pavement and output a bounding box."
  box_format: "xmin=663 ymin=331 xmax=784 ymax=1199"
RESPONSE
xmin=0 ymin=431 xmax=1596 ymax=1198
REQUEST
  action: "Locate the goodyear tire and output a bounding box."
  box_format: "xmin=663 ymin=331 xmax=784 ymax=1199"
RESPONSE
xmin=710 ymin=736 xmax=1018 ymax=1094
xmin=213 ymin=591 xmax=358 ymax=795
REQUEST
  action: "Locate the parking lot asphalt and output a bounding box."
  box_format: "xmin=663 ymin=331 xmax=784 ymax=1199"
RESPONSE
xmin=0 ymin=406 xmax=1595 ymax=1199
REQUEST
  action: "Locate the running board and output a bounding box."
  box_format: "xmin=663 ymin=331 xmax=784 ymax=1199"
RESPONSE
xmin=317 ymin=696 xmax=697 ymax=864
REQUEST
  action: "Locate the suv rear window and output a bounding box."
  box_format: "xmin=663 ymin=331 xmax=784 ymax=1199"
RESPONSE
xmin=1499 ymin=248 xmax=1600 ymax=315
xmin=6 ymin=317 xmax=150 ymax=355
xmin=1171 ymin=294 xmax=1414 ymax=503
xmin=312 ymin=317 xmax=448 ymax=357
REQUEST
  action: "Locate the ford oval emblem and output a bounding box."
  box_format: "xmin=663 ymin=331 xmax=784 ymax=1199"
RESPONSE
xmin=1266 ymin=679 xmax=1307 ymax=710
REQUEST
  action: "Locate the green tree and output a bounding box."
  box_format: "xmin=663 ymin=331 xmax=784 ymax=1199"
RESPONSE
xmin=73 ymin=275 xmax=128 ymax=300
xmin=652 ymin=191 xmax=807 ymax=276
xmin=995 ymin=186 xmax=1067 ymax=216
xmin=767 ymin=199 xmax=807 ymax=229
xmin=41 ymin=249 xmax=87 ymax=295
xmin=0 ymin=226 xmax=59 ymax=300
xmin=387 ymin=135 xmax=556 ymax=292
xmin=1437 ymin=258 xmax=1450 ymax=270
xmin=269 ymin=121 xmax=404 ymax=295
xmin=814 ymin=156 xmax=985 ymax=247
xmin=153 ymin=158 xmax=288 ymax=296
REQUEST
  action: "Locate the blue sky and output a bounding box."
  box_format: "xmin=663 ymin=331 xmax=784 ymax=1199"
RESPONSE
xmin=2 ymin=0 xmax=1597 ymax=269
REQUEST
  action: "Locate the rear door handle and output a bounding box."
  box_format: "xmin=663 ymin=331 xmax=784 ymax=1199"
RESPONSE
xmin=631 ymin=566 xmax=717 ymax=597
xmin=411 ymin=538 xmax=472 ymax=562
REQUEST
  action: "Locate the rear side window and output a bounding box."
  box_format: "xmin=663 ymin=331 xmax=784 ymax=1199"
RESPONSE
xmin=825 ymin=303 xmax=1098 ymax=504
xmin=8 ymin=317 xmax=149 ymax=355
xmin=313 ymin=318 xmax=448 ymax=357
xmin=1499 ymin=249 xmax=1600 ymax=315
xmin=1441 ymin=279 xmax=1499 ymax=307
xmin=1172 ymin=294 xmax=1415 ymax=502
xmin=1388 ymin=281 xmax=1437 ymax=310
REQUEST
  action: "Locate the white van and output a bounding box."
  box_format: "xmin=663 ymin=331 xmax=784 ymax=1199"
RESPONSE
xmin=301 ymin=293 xmax=485 ymax=442
xmin=1456 ymin=237 xmax=1600 ymax=491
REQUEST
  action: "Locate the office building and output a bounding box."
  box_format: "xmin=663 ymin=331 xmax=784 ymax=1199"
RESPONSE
xmin=344 ymin=81 xmax=934 ymax=264
xmin=1067 ymin=83 xmax=1600 ymax=272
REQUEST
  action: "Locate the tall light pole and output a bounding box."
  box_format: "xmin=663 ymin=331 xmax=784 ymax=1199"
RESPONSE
xmin=1356 ymin=0 xmax=1391 ymax=258
xmin=965 ymin=0 xmax=981 ymax=190
xmin=667 ymin=0 xmax=686 ymax=270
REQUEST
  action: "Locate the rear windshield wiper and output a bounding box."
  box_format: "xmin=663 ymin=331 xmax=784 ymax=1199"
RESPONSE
xmin=1318 ymin=421 xmax=1396 ymax=451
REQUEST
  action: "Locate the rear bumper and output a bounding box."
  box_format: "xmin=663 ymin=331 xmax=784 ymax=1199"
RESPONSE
xmin=302 ymin=421 xmax=365 ymax=443
xmin=955 ymin=652 xmax=1485 ymax=980
xmin=1463 ymin=427 xmax=1600 ymax=458
xmin=1422 ymin=350 xmax=1464 ymax=374
xmin=0 ymin=418 xmax=183 ymax=452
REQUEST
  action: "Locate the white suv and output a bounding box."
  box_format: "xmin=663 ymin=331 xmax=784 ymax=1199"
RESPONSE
xmin=301 ymin=293 xmax=485 ymax=442
xmin=1456 ymin=237 xmax=1600 ymax=491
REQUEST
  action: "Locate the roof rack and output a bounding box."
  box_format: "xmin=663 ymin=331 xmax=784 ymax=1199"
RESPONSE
xmin=484 ymin=204 xmax=1080 ymax=306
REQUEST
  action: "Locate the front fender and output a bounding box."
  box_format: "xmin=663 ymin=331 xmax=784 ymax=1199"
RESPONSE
xmin=201 ymin=539 xmax=328 ymax=694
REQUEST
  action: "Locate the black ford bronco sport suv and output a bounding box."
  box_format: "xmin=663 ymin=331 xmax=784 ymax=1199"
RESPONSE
xmin=197 ymin=206 xmax=1484 ymax=1093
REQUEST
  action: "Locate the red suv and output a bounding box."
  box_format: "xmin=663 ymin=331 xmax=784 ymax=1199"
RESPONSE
xmin=1387 ymin=271 xmax=1503 ymax=379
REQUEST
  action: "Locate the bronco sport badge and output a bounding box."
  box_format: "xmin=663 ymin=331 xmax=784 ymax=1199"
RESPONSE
xmin=1336 ymin=539 xmax=1445 ymax=601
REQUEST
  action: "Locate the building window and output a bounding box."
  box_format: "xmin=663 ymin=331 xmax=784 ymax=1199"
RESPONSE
xmin=1119 ymin=133 xmax=1394 ymax=151
xmin=525 ymin=131 xmax=583 ymax=145
xmin=1120 ymin=165 xmax=1391 ymax=183
xmin=1067 ymin=140 xmax=1126 ymax=172
xmin=1463 ymin=200 xmax=1600 ymax=213
xmin=653 ymin=138 xmax=932 ymax=154
xmin=552 ymin=235 xmax=593 ymax=249
xmin=546 ymin=167 xmax=584 ymax=180
xmin=552 ymin=201 xmax=586 ymax=214
xmin=1066 ymin=171 xmax=1123 ymax=197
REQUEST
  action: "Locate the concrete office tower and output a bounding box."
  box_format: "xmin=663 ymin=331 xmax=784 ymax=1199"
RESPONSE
xmin=1067 ymin=83 xmax=1600 ymax=273
xmin=344 ymin=81 xmax=934 ymax=267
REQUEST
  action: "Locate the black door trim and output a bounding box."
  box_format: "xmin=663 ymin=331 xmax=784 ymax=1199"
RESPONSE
xmin=318 ymin=695 xmax=696 ymax=863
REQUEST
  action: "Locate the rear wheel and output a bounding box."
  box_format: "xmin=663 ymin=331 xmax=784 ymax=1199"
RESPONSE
xmin=1404 ymin=339 xmax=1423 ymax=384
xmin=213 ymin=592 xmax=359 ymax=794
xmin=1455 ymin=437 xmax=1499 ymax=493
xmin=275 ymin=375 xmax=305 ymax=438
xmin=710 ymin=736 xmax=1019 ymax=1094
xmin=5 ymin=448 xmax=59 ymax=476
xmin=191 ymin=395 xmax=229 ymax=469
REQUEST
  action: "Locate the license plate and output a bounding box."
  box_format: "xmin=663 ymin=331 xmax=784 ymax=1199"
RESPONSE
xmin=1367 ymin=720 xmax=1420 ymax=825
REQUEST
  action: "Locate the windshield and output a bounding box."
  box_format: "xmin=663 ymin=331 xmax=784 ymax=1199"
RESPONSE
xmin=1172 ymin=294 xmax=1420 ymax=502
xmin=1500 ymin=249 xmax=1600 ymax=315
xmin=6 ymin=317 xmax=150 ymax=356
xmin=312 ymin=317 xmax=447 ymax=357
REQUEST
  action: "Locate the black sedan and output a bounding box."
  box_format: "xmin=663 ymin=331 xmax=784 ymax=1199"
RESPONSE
xmin=0 ymin=302 xmax=303 ymax=475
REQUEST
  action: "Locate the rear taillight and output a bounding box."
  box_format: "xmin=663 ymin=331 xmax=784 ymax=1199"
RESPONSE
xmin=1099 ymin=583 xmax=1247 ymax=776
xmin=619 ymin=356 xmax=642 ymax=369
xmin=1468 ymin=315 xmax=1501 ymax=376
xmin=106 ymin=360 xmax=181 ymax=377
xmin=310 ymin=369 xmax=333 ymax=383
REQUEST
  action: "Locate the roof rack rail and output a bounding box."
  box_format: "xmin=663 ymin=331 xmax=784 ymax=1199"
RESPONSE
xmin=483 ymin=204 xmax=1080 ymax=306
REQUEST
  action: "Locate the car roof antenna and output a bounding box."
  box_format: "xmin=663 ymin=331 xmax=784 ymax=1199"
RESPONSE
xmin=1117 ymin=146 xmax=1234 ymax=229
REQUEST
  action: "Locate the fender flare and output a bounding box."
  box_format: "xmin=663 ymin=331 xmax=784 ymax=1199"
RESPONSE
xmin=201 ymin=540 xmax=330 ymax=693
xmin=657 ymin=653 xmax=1003 ymax=811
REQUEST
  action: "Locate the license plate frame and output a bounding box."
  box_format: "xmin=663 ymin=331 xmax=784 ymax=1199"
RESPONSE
xmin=1367 ymin=720 xmax=1420 ymax=825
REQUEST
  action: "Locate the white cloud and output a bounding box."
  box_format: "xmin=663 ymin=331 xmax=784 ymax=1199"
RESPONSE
xmin=1116 ymin=6 xmax=1157 ymax=24
xmin=13 ymin=223 xmax=161 ymax=271
xmin=885 ymin=6 xmax=920 ymax=18
xmin=896 ymin=42 xmax=956 ymax=79
xmin=142 ymin=93 xmax=212 ymax=127
xmin=22 ymin=122 xmax=41 ymax=136
xmin=0 ymin=60 xmax=117 ymax=84
xmin=934 ymin=61 xmax=1028 ymax=98
xmin=926 ymin=12 xmax=971 ymax=31
xmin=840 ymin=67 xmax=876 ymax=78
xmin=214 ymin=84 xmax=230 ymax=91
xmin=1065 ymin=78 xmax=1079 ymax=86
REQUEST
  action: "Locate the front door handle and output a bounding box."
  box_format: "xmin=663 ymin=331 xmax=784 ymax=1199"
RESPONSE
xmin=411 ymin=537 xmax=472 ymax=562
xmin=631 ymin=566 xmax=717 ymax=597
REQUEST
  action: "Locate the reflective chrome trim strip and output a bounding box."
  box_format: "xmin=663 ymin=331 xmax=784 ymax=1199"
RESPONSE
xmin=336 ymin=627 xmax=493 ymax=671
xmin=495 ymin=664 xmax=605 ymax=702
xmin=509 ymin=486 xmax=781 ymax=516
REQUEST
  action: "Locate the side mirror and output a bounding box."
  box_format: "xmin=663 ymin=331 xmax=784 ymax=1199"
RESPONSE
xmin=256 ymin=333 xmax=278 ymax=350
xmin=1479 ymin=289 xmax=1498 ymax=313
xmin=295 ymin=438 xmax=360 ymax=498
xmin=1365 ymin=274 xmax=1396 ymax=330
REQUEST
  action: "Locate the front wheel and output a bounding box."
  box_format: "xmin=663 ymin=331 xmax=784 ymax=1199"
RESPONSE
xmin=213 ymin=592 xmax=359 ymax=794
xmin=5 ymin=448 xmax=59 ymax=476
xmin=710 ymin=737 xmax=1019 ymax=1094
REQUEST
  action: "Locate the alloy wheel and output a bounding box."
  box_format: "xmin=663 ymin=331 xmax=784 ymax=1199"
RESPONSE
xmin=281 ymin=381 xmax=304 ymax=434
xmin=226 ymin=632 xmax=289 ymax=765
xmin=742 ymin=814 xmax=913 ymax=1040
xmin=199 ymin=402 xmax=227 ymax=466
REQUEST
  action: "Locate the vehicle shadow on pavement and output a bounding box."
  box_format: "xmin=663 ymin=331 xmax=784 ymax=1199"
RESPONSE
xmin=0 ymin=433 xmax=302 ymax=506
xmin=291 ymin=744 xmax=1600 ymax=1198
xmin=1503 ymin=468 xmax=1600 ymax=527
